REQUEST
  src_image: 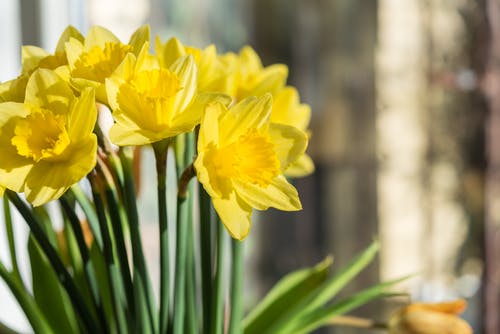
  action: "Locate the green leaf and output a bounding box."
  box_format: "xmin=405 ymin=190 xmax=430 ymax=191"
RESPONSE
xmin=263 ymin=240 xmax=380 ymax=334
xmin=89 ymin=243 xmax=116 ymax=331
xmin=28 ymin=235 xmax=79 ymax=334
xmin=288 ymin=276 xmax=410 ymax=334
xmin=243 ymin=256 xmax=333 ymax=334
xmin=0 ymin=261 xmax=54 ymax=334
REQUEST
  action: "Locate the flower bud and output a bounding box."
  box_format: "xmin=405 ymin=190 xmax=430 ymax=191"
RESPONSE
xmin=388 ymin=299 xmax=472 ymax=334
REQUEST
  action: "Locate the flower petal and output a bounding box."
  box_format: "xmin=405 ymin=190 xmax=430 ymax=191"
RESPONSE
xmin=67 ymin=88 xmax=97 ymax=141
xmin=234 ymin=175 xmax=301 ymax=211
xmin=0 ymin=102 xmax=33 ymax=191
xmin=219 ymin=94 xmax=272 ymax=144
xmin=250 ymin=64 xmax=288 ymax=97
xmin=55 ymin=25 xmax=84 ymax=54
xmin=212 ymin=192 xmax=252 ymax=240
xmin=284 ymin=154 xmax=315 ymax=177
xmin=268 ymin=123 xmax=308 ymax=171
xmin=170 ymin=55 xmax=197 ymax=114
xmin=65 ymin=37 xmax=84 ymax=70
xmin=156 ymin=37 xmax=186 ymax=68
xmin=197 ymin=101 xmax=223 ymax=149
xmin=85 ymin=26 xmax=120 ymax=50
xmin=128 ymin=24 xmax=150 ymax=56
xmin=21 ymin=46 xmax=49 ymax=74
xmin=25 ymin=69 xmax=74 ymax=114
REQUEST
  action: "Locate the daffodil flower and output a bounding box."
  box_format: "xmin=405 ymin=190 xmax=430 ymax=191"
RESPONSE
xmin=0 ymin=69 xmax=97 ymax=206
xmin=155 ymin=37 xmax=229 ymax=93
xmin=0 ymin=25 xmax=83 ymax=103
xmin=194 ymin=94 xmax=307 ymax=240
xmin=65 ymin=25 xmax=149 ymax=104
xmin=271 ymin=86 xmax=315 ymax=177
xmin=106 ymin=43 xmax=208 ymax=146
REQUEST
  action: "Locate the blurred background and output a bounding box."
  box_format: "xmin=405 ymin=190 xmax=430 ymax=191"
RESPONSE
xmin=0 ymin=0 xmax=498 ymax=333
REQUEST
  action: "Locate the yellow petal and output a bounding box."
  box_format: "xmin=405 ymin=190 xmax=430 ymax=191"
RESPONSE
xmin=268 ymin=123 xmax=308 ymax=171
xmin=219 ymin=94 xmax=272 ymax=144
xmin=71 ymin=77 xmax=107 ymax=105
xmin=65 ymin=37 xmax=84 ymax=70
xmin=212 ymin=192 xmax=252 ymax=240
xmin=128 ymin=24 xmax=150 ymax=56
xmin=197 ymin=101 xmax=223 ymax=150
xmin=21 ymin=46 xmax=49 ymax=74
xmin=0 ymin=102 xmax=30 ymax=123
xmin=0 ymin=77 xmax=28 ymax=103
xmin=284 ymin=154 xmax=315 ymax=178
xmin=156 ymin=37 xmax=186 ymax=68
xmin=55 ymin=25 xmax=84 ymax=54
xmin=85 ymin=26 xmax=120 ymax=50
xmin=239 ymin=46 xmax=262 ymax=73
xmin=0 ymin=104 xmax=32 ymax=191
xmin=25 ymin=137 xmax=97 ymax=206
xmin=0 ymin=186 xmax=4 ymax=198
xmin=106 ymin=53 xmax=136 ymax=110
xmin=109 ymin=115 xmax=161 ymax=146
xmin=250 ymin=64 xmax=288 ymax=97
xmin=67 ymin=88 xmax=97 ymax=141
xmin=135 ymin=42 xmax=159 ymax=73
xmin=194 ymin=150 xmax=219 ymax=198
xmin=234 ymin=174 xmax=301 ymax=211
xmin=25 ymin=69 xmax=74 ymax=114
xmin=170 ymin=55 xmax=197 ymax=114
xmin=272 ymin=86 xmax=311 ymax=130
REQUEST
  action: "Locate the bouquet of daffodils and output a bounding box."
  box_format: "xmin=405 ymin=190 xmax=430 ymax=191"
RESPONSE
xmin=0 ymin=25 xmax=472 ymax=334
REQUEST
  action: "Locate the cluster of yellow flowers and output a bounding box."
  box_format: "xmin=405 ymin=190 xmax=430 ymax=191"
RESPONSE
xmin=0 ymin=25 xmax=313 ymax=240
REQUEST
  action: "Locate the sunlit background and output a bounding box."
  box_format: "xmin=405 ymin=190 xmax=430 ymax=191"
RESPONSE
xmin=0 ymin=0 xmax=498 ymax=333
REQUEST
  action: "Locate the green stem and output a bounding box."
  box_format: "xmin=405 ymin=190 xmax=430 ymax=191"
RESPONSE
xmin=210 ymin=218 xmax=227 ymax=334
xmin=5 ymin=191 xmax=101 ymax=334
xmin=89 ymin=175 xmax=130 ymax=334
xmin=2 ymin=197 xmax=21 ymax=283
xmin=185 ymin=186 xmax=197 ymax=334
xmin=59 ymin=196 xmax=107 ymax=330
xmin=173 ymin=194 xmax=189 ymax=334
xmin=119 ymin=148 xmax=157 ymax=333
xmin=229 ymin=240 xmax=244 ymax=334
xmin=199 ymin=187 xmax=213 ymax=333
xmin=103 ymin=183 xmax=134 ymax=314
xmin=153 ymin=140 xmax=171 ymax=334
xmin=69 ymin=185 xmax=103 ymax=249
xmin=0 ymin=261 xmax=54 ymax=334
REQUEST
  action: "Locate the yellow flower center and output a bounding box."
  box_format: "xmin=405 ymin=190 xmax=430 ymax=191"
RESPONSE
xmin=208 ymin=129 xmax=280 ymax=193
xmin=11 ymin=108 xmax=70 ymax=162
xmin=73 ymin=42 xmax=131 ymax=82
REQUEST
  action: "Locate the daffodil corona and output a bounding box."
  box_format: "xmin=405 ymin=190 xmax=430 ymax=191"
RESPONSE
xmin=195 ymin=94 xmax=307 ymax=240
xmin=0 ymin=69 xmax=97 ymax=206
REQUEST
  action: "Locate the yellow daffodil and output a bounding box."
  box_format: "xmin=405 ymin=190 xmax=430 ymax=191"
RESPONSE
xmin=271 ymin=86 xmax=314 ymax=177
xmin=220 ymin=46 xmax=288 ymax=102
xmin=0 ymin=25 xmax=83 ymax=103
xmin=194 ymin=94 xmax=307 ymax=240
xmin=0 ymin=69 xmax=97 ymax=206
xmin=106 ymin=44 xmax=228 ymax=146
xmin=388 ymin=299 xmax=473 ymax=334
xmin=65 ymin=25 xmax=149 ymax=104
xmin=155 ymin=37 xmax=229 ymax=93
